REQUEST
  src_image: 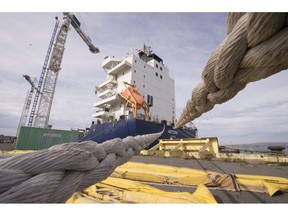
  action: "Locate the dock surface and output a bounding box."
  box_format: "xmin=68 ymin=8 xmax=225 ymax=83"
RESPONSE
xmin=130 ymin=155 xmax=288 ymax=203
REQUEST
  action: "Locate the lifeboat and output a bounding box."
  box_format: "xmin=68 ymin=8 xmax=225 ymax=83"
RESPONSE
xmin=119 ymin=82 xmax=144 ymax=109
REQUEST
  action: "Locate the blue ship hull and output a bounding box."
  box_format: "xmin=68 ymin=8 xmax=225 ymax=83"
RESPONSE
xmin=79 ymin=118 xmax=197 ymax=149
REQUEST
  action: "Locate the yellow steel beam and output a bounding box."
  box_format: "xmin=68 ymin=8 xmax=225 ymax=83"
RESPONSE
xmin=148 ymin=137 xmax=219 ymax=154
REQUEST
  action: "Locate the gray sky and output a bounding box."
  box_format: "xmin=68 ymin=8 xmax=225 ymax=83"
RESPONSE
xmin=0 ymin=3 xmax=287 ymax=145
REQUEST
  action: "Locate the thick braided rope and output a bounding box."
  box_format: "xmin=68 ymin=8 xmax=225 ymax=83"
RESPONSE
xmin=0 ymin=129 xmax=163 ymax=203
xmin=176 ymin=12 xmax=288 ymax=128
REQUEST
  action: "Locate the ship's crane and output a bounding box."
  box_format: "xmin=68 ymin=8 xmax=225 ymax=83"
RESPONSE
xmin=30 ymin=12 xmax=99 ymax=128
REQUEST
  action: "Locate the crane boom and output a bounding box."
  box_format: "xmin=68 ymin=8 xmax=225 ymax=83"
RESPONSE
xmin=33 ymin=13 xmax=99 ymax=128
xmin=64 ymin=13 xmax=100 ymax=53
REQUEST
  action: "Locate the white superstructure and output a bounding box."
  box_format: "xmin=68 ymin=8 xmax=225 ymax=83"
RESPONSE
xmin=93 ymin=45 xmax=176 ymax=126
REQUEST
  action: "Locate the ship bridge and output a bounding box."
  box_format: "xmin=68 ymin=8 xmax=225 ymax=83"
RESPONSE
xmin=102 ymin=56 xmax=132 ymax=76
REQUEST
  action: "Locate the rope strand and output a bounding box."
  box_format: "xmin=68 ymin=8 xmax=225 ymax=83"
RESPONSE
xmin=176 ymin=12 xmax=288 ymax=128
xmin=0 ymin=129 xmax=163 ymax=203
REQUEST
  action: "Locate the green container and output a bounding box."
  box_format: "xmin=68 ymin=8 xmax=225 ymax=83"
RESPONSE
xmin=15 ymin=126 xmax=79 ymax=150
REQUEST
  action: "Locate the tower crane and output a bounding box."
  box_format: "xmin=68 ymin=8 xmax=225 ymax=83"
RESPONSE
xmin=27 ymin=16 xmax=60 ymax=127
xmin=29 ymin=12 xmax=99 ymax=128
xmin=17 ymin=75 xmax=37 ymax=136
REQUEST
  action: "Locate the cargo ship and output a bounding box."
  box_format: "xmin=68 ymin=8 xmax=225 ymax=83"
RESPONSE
xmin=79 ymin=45 xmax=197 ymax=148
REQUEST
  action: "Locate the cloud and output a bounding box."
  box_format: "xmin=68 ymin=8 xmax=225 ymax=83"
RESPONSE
xmin=0 ymin=112 xmax=20 ymax=136
xmin=194 ymin=71 xmax=288 ymax=144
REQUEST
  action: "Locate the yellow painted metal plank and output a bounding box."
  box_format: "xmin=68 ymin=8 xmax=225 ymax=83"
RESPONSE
xmin=112 ymin=162 xmax=288 ymax=196
xmin=78 ymin=177 xmax=217 ymax=204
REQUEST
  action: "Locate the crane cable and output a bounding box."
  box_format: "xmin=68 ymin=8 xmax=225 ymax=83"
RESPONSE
xmin=176 ymin=13 xmax=288 ymax=128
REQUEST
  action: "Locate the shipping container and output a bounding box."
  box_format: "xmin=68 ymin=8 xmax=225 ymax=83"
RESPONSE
xmin=15 ymin=126 xmax=79 ymax=150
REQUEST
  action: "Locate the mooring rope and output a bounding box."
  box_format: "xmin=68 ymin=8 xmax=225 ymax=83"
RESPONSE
xmin=0 ymin=130 xmax=163 ymax=203
xmin=176 ymin=12 xmax=288 ymax=128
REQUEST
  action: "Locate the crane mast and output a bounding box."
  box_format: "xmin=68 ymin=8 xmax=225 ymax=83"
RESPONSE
xmin=28 ymin=17 xmax=59 ymax=127
xmin=33 ymin=13 xmax=99 ymax=128
xmin=17 ymin=76 xmax=37 ymax=136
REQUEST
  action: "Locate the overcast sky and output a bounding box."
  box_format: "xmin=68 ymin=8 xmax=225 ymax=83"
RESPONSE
xmin=0 ymin=3 xmax=287 ymax=145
